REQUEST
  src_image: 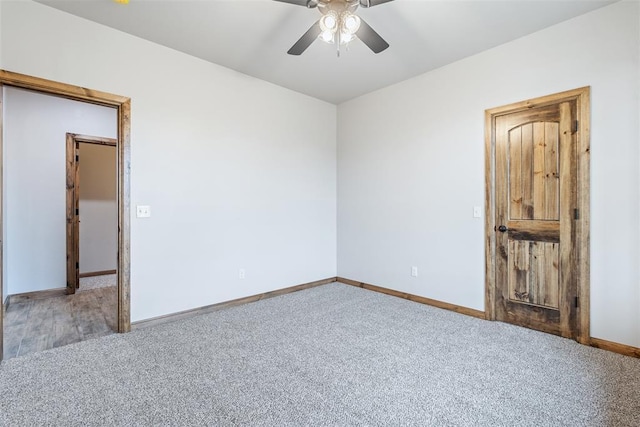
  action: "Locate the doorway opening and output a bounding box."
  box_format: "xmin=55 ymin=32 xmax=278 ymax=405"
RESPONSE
xmin=484 ymin=87 xmax=590 ymax=343
xmin=66 ymin=134 xmax=118 ymax=294
xmin=0 ymin=70 xmax=131 ymax=361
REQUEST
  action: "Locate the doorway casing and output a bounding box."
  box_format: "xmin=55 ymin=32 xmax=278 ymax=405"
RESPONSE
xmin=484 ymin=87 xmax=590 ymax=344
xmin=0 ymin=70 xmax=131 ymax=361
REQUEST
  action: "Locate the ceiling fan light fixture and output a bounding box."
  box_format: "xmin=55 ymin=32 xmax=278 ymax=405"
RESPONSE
xmin=340 ymin=32 xmax=355 ymax=44
xmin=342 ymin=13 xmax=361 ymax=33
xmin=320 ymin=12 xmax=338 ymax=32
xmin=320 ymin=30 xmax=334 ymax=43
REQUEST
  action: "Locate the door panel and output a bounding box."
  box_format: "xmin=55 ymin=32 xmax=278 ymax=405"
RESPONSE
xmin=508 ymin=240 xmax=559 ymax=309
xmin=508 ymin=122 xmax=560 ymax=220
xmin=494 ymin=101 xmax=577 ymax=338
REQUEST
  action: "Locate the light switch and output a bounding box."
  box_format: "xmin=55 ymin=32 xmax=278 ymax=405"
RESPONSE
xmin=473 ymin=206 xmax=482 ymax=218
xmin=136 ymin=205 xmax=151 ymax=218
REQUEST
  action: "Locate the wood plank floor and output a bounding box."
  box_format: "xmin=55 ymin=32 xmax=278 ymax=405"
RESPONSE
xmin=3 ymin=286 xmax=116 ymax=360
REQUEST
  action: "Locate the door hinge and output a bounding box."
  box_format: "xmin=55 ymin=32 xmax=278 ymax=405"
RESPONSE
xmin=76 ymin=262 xmax=79 ymax=270
xmin=573 ymin=120 xmax=579 ymax=133
xmin=76 ymin=154 xmax=79 ymax=162
xmin=76 ymin=208 xmax=79 ymax=216
xmin=574 ymin=208 xmax=580 ymax=220
xmin=575 ymin=296 xmax=579 ymax=308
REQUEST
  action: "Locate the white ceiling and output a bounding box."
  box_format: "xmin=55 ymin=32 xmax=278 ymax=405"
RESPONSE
xmin=37 ymin=0 xmax=614 ymax=104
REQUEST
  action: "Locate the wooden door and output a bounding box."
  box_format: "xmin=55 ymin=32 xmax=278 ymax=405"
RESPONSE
xmin=494 ymin=100 xmax=577 ymax=338
xmin=66 ymin=135 xmax=80 ymax=294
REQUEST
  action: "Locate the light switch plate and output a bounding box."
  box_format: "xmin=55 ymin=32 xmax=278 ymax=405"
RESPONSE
xmin=136 ymin=205 xmax=151 ymax=218
xmin=473 ymin=206 xmax=482 ymax=218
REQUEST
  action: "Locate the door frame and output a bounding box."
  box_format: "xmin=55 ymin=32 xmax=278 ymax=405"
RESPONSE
xmin=0 ymin=70 xmax=131 ymax=361
xmin=66 ymin=133 xmax=118 ymax=294
xmin=484 ymin=87 xmax=590 ymax=344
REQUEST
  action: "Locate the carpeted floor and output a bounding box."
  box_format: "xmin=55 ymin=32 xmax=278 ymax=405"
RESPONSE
xmin=79 ymin=274 xmax=116 ymax=291
xmin=1 ymin=283 xmax=639 ymax=426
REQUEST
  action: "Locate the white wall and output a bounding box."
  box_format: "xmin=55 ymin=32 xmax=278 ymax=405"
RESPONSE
xmin=3 ymin=87 xmax=117 ymax=294
xmin=0 ymin=1 xmax=337 ymax=321
xmin=338 ymin=1 xmax=640 ymax=347
xmin=79 ymin=143 xmax=117 ymax=275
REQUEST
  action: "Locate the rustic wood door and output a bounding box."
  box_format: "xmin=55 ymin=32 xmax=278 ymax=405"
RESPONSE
xmin=66 ymin=136 xmax=80 ymax=295
xmin=494 ymin=100 xmax=578 ymax=338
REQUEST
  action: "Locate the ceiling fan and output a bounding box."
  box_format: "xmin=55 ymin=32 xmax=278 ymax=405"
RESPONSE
xmin=275 ymin=0 xmax=394 ymax=56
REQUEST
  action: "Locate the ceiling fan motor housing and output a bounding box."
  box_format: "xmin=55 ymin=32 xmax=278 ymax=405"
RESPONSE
xmin=318 ymin=0 xmax=359 ymax=14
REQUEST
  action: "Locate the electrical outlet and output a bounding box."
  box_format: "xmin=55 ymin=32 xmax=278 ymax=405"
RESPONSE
xmin=136 ymin=205 xmax=151 ymax=218
xmin=411 ymin=266 xmax=418 ymax=277
xmin=239 ymin=269 xmax=245 ymax=279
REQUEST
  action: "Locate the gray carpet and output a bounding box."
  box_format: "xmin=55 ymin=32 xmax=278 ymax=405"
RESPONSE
xmin=1 ymin=283 xmax=639 ymax=426
xmin=79 ymin=274 xmax=116 ymax=291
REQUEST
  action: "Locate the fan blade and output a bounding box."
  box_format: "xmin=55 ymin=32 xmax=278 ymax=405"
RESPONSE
xmin=288 ymin=21 xmax=322 ymax=55
xmin=356 ymin=19 xmax=389 ymax=53
xmin=274 ymin=0 xmax=318 ymax=8
xmin=359 ymin=0 xmax=394 ymax=7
